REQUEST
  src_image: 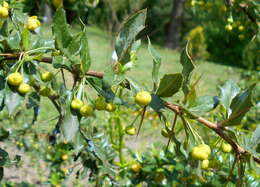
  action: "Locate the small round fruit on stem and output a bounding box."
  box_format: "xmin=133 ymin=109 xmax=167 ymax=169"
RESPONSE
xmin=135 ymin=91 xmax=152 ymax=106
xmin=125 ymin=126 xmax=136 ymax=135
xmin=191 ymin=146 xmax=209 ymax=160
xmin=0 ymin=6 xmax=8 ymax=18
xmin=18 ymin=83 xmax=31 ymax=95
xmin=131 ymin=162 xmax=142 ymax=173
xmin=106 ymin=103 xmax=116 ymax=112
xmin=7 ymin=72 xmax=23 ymax=86
xmin=39 ymin=87 xmax=51 ymax=97
xmin=80 ymin=104 xmax=94 ymax=117
xmin=221 ymin=143 xmax=232 ymax=153
xmin=41 ymin=72 xmax=53 ymax=82
xmin=26 ymin=16 xmax=41 ymax=31
xmin=201 ymin=159 xmax=209 ymax=169
xmin=70 ymin=98 xmax=83 ymax=110
xmin=61 ymin=154 xmax=68 ymax=161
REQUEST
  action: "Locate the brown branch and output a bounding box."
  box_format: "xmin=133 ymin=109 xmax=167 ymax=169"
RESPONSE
xmin=1 ymin=53 xmax=260 ymax=164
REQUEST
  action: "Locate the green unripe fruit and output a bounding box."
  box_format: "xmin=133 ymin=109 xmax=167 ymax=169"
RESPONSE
xmin=52 ymin=0 xmax=63 ymax=8
xmin=238 ymin=25 xmax=244 ymax=31
xmin=221 ymin=143 xmax=232 ymax=153
xmin=225 ymin=24 xmax=233 ymax=31
xmin=70 ymin=99 xmax=83 ymax=110
xmin=135 ymin=91 xmax=152 ymax=106
xmin=7 ymin=72 xmax=23 ymax=86
xmin=41 ymin=72 xmax=53 ymax=82
xmin=80 ymin=104 xmax=94 ymax=117
xmin=95 ymin=97 xmax=106 ymax=110
xmin=201 ymin=159 xmax=209 ymax=169
xmin=125 ymin=126 xmax=136 ymax=135
xmin=154 ymin=172 xmax=166 ymax=183
xmin=18 ymin=83 xmax=31 ymax=95
xmin=39 ymin=87 xmax=51 ymax=97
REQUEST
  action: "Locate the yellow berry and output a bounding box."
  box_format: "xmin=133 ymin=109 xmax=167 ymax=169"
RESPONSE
xmin=201 ymin=159 xmax=209 ymax=169
xmin=125 ymin=126 xmax=136 ymax=135
xmin=191 ymin=146 xmax=209 ymax=160
xmin=238 ymin=25 xmax=244 ymax=31
xmin=106 ymin=103 xmax=116 ymax=112
xmin=41 ymin=72 xmax=53 ymax=82
xmin=7 ymin=72 xmax=23 ymax=86
xmin=131 ymin=162 xmax=141 ymax=173
xmin=3 ymin=1 xmax=9 ymax=9
xmin=135 ymin=91 xmax=152 ymax=106
xmin=0 ymin=6 xmax=8 ymax=18
xmin=18 ymin=83 xmax=31 ymax=95
xmin=26 ymin=16 xmax=41 ymax=31
xmin=52 ymin=0 xmax=63 ymax=8
xmin=225 ymin=24 xmax=233 ymax=31
xmin=198 ymin=144 xmax=211 ymax=156
xmin=80 ymin=104 xmax=94 ymax=117
xmin=70 ymin=99 xmax=83 ymax=110
xmin=61 ymin=154 xmax=68 ymax=161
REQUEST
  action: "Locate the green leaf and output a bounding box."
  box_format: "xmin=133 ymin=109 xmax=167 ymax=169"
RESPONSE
xmin=22 ymin=28 xmax=29 ymax=51
xmin=189 ymin=96 xmax=218 ymax=115
xmin=180 ymin=43 xmax=195 ymax=97
xmin=156 ymin=74 xmax=183 ymax=97
xmin=0 ymin=75 xmax=5 ymax=112
xmin=5 ymin=91 xmax=22 ymax=115
xmin=52 ymin=8 xmax=73 ymax=50
xmin=80 ymin=28 xmax=91 ymax=74
xmin=219 ymin=80 xmax=240 ymax=116
xmin=149 ymin=94 xmax=165 ymax=112
xmin=26 ymin=92 xmax=40 ymax=109
xmin=223 ymin=84 xmax=256 ymax=126
xmin=61 ymin=110 xmax=79 ymax=142
xmin=249 ymin=126 xmax=260 ymax=150
xmin=73 ymin=131 xmax=85 ymax=155
xmin=0 ymin=20 xmax=8 ymax=37
xmin=148 ymin=38 xmax=161 ymax=92
xmin=115 ymin=9 xmax=146 ymax=64
xmin=52 ymin=56 xmax=71 ymax=71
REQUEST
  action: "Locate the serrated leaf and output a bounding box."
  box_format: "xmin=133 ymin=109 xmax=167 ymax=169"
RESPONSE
xmin=52 ymin=8 xmax=73 ymax=50
xmin=156 ymin=74 xmax=183 ymax=97
xmin=223 ymin=84 xmax=256 ymax=126
xmin=180 ymin=43 xmax=195 ymax=97
xmin=61 ymin=111 xmax=79 ymax=141
xmin=80 ymin=28 xmax=91 ymax=74
xmin=148 ymin=38 xmax=161 ymax=92
xmin=115 ymin=9 xmax=146 ymax=64
xmin=219 ymin=80 xmax=240 ymax=116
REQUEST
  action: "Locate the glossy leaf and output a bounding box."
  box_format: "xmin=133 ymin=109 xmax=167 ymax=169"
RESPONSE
xmin=149 ymin=94 xmax=165 ymax=112
xmin=148 ymin=38 xmax=161 ymax=92
xmin=80 ymin=28 xmax=91 ymax=74
xmin=180 ymin=43 xmax=195 ymax=97
xmin=189 ymin=96 xmax=218 ymax=115
xmin=61 ymin=111 xmax=79 ymax=142
xmin=5 ymin=91 xmax=22 ymax=115
xmin=52 ymin=8 xmax=73 ymax=50
xmin=156 ymin=74 xmax=183 ymax=97
xmin=223 ymin=84 xmax=256 ymax=126
xmin=115 ymin=9 xmax=146 ymax=63
xmin=219 ymin=80 xmax=240 ymax=116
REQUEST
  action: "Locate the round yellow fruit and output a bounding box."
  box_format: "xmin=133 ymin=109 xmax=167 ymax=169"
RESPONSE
xmin=7 ymin=72 xmax=23 ymax=86
xmin=95 ymin=97 xmax=106 ymax=110
xmin=71 ymin=99 xmax=83 ymax=110
xmin=80 ymin=104 xmax=94 ymax=117
xmin=52 ymin=0 xmax=63 ymax=8
xmin=3 ymin=1 xmax=9 ymax=9
xmin=191 ymin=146 xmax=209 ymax=160
xmin=131 ymin=162 xmax=141 ymax=173
xmin=39 ymin=87 xmax=51 ymax=97
xmin=221 ymin=143 xmax=232 ymax=153
xmin=201 ymin=159 xmax=209 ymax=169
xmin=41 ymin=72 xmax=53 ymax=82
xmin=238 ymin=25 xmax=244 ymax=31
xmin=198 ymin=144 xmax=211 ymax=156
xmin=18 ymin=83 xmax=31 ymax=95
xmin=225 ymin=24 xmax=233 ymax=31
xmin=26 ymin=16 xmax=41 ymax=31
xmin=0 ymin=6 xmax=8 ymax=18
xmin=106 ymin=103 xmax=116 ymax=112
xmin=135 ymin=91 xmax=152 ymax=106
xmin=61 ymin=154 xmax=68 ymax=161
xmin=125 ymin=126 xmax=136 ymax=135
